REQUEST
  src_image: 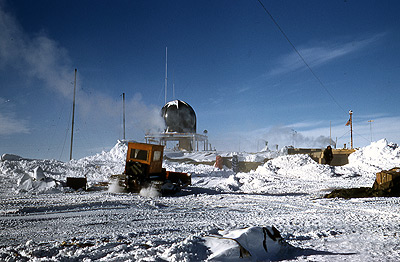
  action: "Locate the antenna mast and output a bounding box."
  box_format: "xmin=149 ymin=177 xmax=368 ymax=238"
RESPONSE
xmin=349 ymin=110 xmax=353 ymax=149
xmin=70 ymin=68 xmax=77 ymax=160
xmin=164 ymin=47 xmax=168 ymax=104
xmin=122 ymin=92 xmax=126 ymax=140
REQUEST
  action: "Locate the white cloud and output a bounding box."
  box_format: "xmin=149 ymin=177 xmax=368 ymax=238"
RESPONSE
xmin=292 ymin=115 xmax=400 ymax=148
xmin=0 ymin=3 xmax=74 ymax=98
xmin=212 ymin=114 xmax=400 ymax=152
xmin=212 ymin=124 xmax=333 ymax=152
xmin=268 ymin=33 xmax=386 ymax=76
xmin=76 ymin=91 xmax=165 ymax=134
xmin=0 ymin=111 xmax=29 ymax=135
xmin=0 ymin=97 xmax=29 ymax=135
xmin=0 ymin=3 xmax=164 ymax=137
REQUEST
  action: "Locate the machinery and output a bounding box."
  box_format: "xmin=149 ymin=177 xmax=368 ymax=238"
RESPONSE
xmin=117 ymin=142 xmax=191 ymax=194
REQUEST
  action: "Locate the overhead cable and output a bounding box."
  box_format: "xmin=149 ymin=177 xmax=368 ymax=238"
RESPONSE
xmin=257 ymin=0 xmax=347 ymax=114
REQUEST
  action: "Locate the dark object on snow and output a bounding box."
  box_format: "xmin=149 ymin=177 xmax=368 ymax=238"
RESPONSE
xmin=161 ymin=100 xmax=196 ymax=133
xmin=323 ymin=146 xmax=333 ymax=165
xmin=324 ymin=187 xmax=377 ymax=199
xmin=373 ymin=167 xmax=400 ymax=191
xmin=324 ymin=167 xmax=400 ymax=198
xmin=66 ymin=177 xmax=87 ymax=191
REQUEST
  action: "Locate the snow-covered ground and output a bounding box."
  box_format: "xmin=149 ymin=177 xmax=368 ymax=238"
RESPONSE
xmin=1 ymin=139 xmax=400 ymax=261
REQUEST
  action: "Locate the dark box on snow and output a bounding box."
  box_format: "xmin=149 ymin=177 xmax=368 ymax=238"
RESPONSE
xmin=66 ymin=177 xmax=87 ymax=191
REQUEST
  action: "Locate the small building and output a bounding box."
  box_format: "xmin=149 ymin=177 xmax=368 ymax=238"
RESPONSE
xmin=288 ymin=148 xmax=356 ymax=166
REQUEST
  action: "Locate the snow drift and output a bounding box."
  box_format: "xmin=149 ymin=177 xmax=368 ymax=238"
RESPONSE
xmin=17 ymin=166 xmax=62 ymax=193
xmin=1 ymin=138 xmax=400 ymax=261
xmin=204 ymin=226 xmax=288 ymax=261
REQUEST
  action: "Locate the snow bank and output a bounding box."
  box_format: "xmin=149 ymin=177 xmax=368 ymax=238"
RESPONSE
xmin=161 ymin=226 xmax=292 ymax=262
xmin=348 ymin=139 xmax=400 ymax=174
xmin=17 ymin=166 xmax=62 ymax=193
xmin=76 ymin=140 xmax=128 ymax=164
xmin=2 ymin=139 xmax=400 ymax=261
xmin=1 ymin=154 xmax=24 ymax=161
xmin=215 ymin=154 xmax=334 ymax=194
xmin=213 ymin=140 xmax=400 ymax=195
xmin=1 ymin=139 xmax=400 ymax=196
xmin=204 ymin=226 xmax=289 ymax=261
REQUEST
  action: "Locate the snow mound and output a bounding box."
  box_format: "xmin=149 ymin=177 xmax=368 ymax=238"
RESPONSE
xmin=17 ymin=167 xmax=62 ymax=193
xmin=2 ymin=139 xmax=400 ymax=196
xmin=218 ymin=154 xmax=334 ymax=194
xmin=76 ymin=140 xmax=128 ymax=164
xmin=1 ymin=154 xmax=24 ymax=161
xmin=348 ymin=139 xmax=400 ymax=171
xmin=204 ymin=226 xmax=289 ymax=261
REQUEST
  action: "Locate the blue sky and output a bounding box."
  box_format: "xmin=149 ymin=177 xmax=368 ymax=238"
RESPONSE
xmin=1 ymin=0 xmax=400 ymax=160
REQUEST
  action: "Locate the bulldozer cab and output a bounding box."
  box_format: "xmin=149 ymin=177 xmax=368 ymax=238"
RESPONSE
xmin=125 ymin=142 xmax=164 ymax=175
xmin=120 ymin=142 xmax=190 ymax=194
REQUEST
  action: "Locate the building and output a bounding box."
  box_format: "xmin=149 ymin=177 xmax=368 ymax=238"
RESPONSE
xmin=145 ymin=100 xmax=209 ymax=151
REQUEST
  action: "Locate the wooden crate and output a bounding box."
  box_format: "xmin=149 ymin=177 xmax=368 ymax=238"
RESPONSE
xmin=376 ymin=168 xmax=400 ymax=185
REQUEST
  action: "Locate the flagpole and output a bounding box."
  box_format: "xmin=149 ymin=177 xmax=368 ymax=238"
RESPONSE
xmin=349 ymin=110 xmax=353 ymax=149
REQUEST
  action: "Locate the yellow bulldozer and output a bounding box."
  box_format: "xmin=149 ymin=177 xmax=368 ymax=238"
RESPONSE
xmin=114 ymin=142 xmax=191 ymax=195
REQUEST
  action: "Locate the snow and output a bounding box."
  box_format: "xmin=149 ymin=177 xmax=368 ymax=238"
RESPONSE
xmin=204 ymin=226 xmax=288 ymax=261
xmin=1 ymin=139 xmax=400 ymax=261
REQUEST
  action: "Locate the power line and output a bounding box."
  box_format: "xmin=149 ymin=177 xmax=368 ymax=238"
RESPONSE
xmin=257 ymin=0 xmax=347 ymax=114
xmin=353 ymin=130 xmax=370 ymax=144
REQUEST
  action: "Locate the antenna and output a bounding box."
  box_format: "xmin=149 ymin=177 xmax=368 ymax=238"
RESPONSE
xmin=164 ymin=47 xmax=168 ymax=104
xmin=122 ymin=93 xmax=126 ymax=140
xmin=349 ymin=110 xmax=353 ymax=149
xmin=70 ymin=68 xmax=77 ymax=160
xmin=173 ymin=69 xmax=175 ymax=100
xmin=368 ymin=120 xmax=374 ymax=142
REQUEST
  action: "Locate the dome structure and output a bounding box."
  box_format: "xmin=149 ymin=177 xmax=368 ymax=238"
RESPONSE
xmin=161 ymin=100 xmax=196 ymax=133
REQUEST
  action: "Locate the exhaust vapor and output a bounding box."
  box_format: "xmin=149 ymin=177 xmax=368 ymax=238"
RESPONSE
xmin=0 ymin=2 xmax=165 ymax=140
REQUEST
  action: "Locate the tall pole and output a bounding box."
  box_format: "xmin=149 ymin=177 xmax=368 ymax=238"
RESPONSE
xmin=172 ymin=69 xmax=175 ymax=100
xmin=329 ymin=121 xmax=332 ymax=146
xmin=349 ymin=110 xmax=353 ymax=149
xmin=123 ymin=92 xmax=126 ymax=140
xmin=70 ymin=68 xmax=77 ymax=160
xmin=165 ymin=47 xmax=168 ymax=104
xmin=368 ymin=120 xmax=374 ymax=142
xmin=292 ymin=129 xmax=297 ymax=148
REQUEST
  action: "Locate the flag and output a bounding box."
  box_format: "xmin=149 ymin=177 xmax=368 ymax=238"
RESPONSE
xmin=345 ymin=118 xmax=351 ymax=126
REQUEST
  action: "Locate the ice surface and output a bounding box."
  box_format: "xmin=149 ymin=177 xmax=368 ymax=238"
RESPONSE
xmin=1 ymin=139 xmax=400 ymax=261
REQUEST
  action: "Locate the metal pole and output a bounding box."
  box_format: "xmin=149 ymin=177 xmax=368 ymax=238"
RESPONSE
xmin=349 ymin=110 xmax=353 ymax=149
xmin=123 ymin=93 xmax=126 ymax=140
xmin=70 ymin=68 xmax=77 ymax=160
xmin=368 ymin=120 xmax=374 ymax=142
xmin=329 ymin=121 xmax=331 ymax=146
xmin=165 ymin=47 xmax=168 ymax=104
